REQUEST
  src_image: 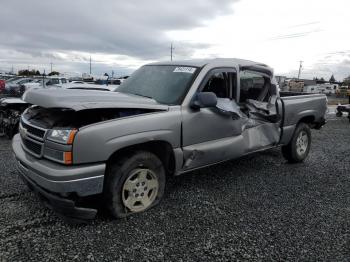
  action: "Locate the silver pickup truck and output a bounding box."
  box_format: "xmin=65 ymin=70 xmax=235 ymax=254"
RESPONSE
xmin=12 ymin=58 xmax=327 ymax=221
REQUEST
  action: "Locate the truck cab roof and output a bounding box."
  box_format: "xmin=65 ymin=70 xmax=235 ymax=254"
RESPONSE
xmin=149 ymin=58 xmax=272 ymax=72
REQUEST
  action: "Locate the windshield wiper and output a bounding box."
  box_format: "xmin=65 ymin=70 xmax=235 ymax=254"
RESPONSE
xmin=132 ymin=93 xmax=153 ymax=99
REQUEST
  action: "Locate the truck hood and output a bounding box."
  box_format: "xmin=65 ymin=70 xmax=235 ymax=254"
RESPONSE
xmin=22 ymin=88 xmax=169 ymax=111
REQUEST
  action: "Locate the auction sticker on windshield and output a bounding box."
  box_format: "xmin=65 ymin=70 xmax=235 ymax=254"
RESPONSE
xmin=173 ymin=67 xmax=196 ymax=74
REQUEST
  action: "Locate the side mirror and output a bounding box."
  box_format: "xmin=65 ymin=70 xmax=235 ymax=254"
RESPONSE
xmin=191 ymin=92 xmax=218 ymax=109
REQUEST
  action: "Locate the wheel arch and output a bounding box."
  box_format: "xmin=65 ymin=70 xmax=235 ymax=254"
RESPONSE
xmin=280 ymin=115 xmax=315 ymax=145
xmin=107 ymin=140 xmax=177 ymax=176
xmin=298 ymin=115 xmax=315 ymax=125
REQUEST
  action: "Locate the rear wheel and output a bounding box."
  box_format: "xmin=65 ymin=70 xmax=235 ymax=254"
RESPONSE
xmin=104 ymin=151 xmax=166 ymax=218
xmin=282 ymin=123 xmax=311 ymax=163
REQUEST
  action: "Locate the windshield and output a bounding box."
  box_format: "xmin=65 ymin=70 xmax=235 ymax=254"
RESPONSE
xmin=48 ymin=78 xmax=60 ymax=85
xmin=12 ymin=78 xmax=27 ymax=84
xmin=6 ymin=77 xmax=21 ymax=83
xmin=117 ymin=65 xmax=198 ymax=105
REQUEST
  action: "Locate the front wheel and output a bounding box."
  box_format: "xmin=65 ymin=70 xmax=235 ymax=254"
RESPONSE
xmin=282 ymin=123 xmax=311 ymax=163
xmin=104 ymin=151 xmax=166 ymax=218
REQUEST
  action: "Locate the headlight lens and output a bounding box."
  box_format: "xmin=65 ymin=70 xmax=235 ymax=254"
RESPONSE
xmin=47 ymin=129 xmax=77 ymax=144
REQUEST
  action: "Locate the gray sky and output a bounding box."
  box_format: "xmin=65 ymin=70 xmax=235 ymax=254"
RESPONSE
xmin=0 ymin=0 xmax=349 ymax=80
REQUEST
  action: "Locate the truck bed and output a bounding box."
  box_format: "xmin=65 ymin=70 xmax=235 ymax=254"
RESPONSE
xmin=280 ymin=92 xmax=327 ymax=127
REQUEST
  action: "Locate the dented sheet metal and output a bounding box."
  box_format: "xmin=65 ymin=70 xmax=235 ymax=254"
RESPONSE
xmin=215 ymin=98 xmax=278 ymax=131
xmin=182 ymin=121 xmax=280 ymax=171
xmin=23 ymin=89 xmax=169 ymax=111
xmin=183 ymin=135 xmax=246 ymax=170
xmin=242 ymin=123 xmax=280 ymax=151
xmin=216 ymin=98 xmax=244 ymax=119
xmin=246 ymin=96 xmax=277 ymax=116
xmin=182 ymin=98 xmax=280 ymax=170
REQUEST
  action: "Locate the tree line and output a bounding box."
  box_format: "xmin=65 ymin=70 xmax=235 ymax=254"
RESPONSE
xmin=18 ymin=69 xmax=60 ymax=76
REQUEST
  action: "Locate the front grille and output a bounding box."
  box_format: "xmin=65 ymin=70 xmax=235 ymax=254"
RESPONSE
xmin=21 ymin=120 xmax=46 ymax=139
xmin=22 ymin=137 xmax=42 ymax=156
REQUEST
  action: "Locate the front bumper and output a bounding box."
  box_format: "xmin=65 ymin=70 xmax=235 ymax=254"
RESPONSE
xmin=12 ymin=134 xmax=106 ymax=197
xmin=12 ymin=134 xmax=107 ymax=221
xmin=19 ymin=170 xmax=98 ymax=222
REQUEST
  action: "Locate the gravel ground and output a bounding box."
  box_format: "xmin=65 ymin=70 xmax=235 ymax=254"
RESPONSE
xmin=0 ymin=115 xmax=349 ymax=261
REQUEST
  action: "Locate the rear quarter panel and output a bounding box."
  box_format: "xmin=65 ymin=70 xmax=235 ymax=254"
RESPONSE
xmin=281 ymin=94 xmax=327 ymax=126
xmin=279 ymin=94 xmax=327 ymax=145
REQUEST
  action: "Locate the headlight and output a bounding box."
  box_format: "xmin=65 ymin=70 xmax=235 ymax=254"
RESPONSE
xmin=47 ymin=129 xmax=77 ymax=145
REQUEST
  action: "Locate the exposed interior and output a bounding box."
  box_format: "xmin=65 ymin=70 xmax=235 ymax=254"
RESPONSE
xmin=203 ymin=69 xmax=281 ymax=148
xmin=201 ymin=69 xmax=280 ymax=128
xmin=23 ymin=106 xmax=162 ymax=129
xmin=0 ymin=101 xmax=30 ymax=137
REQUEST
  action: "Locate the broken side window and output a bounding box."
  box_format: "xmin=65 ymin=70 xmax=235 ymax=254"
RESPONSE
xmin=239 ymin=70 xmax=280 ymax=124
xmin=239 ymin=71 xmax=267 ymax=103
xmin=202 ymin=72 xmax=231 ymax=99
xmin=201 ymin=70 xmax=246 ymax=120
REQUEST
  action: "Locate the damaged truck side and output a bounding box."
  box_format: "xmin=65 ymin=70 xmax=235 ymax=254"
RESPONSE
xmin=12 ymin=59 xmax=327 ymax=221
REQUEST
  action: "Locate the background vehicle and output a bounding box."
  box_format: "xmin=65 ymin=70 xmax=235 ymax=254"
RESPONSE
xmin=0 ymin=84 xmax=112 ymax=139
xmin=12 ymin=59 xmax=327 ymax=222
xmin=0 ymin=97 xmax=29 ymax=138
xmin=4 ymin=78 xmax=35 ymax=96
xmin=23 ymin=77 xmax=69 ymax=90
xmin=0 ymin=80 xmax=5 ymax=92
xmin=336 ymin=104 xmax=350 ymax=121
xmin=336 ymin=86 xmax=350 ymax=97
xmin=23 ymin=79 xmax=47 ymax=90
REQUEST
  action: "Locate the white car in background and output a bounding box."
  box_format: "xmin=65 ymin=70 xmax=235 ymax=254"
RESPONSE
xmin=25 ymin=78 xmax=120 ymax=92
xmin=23 ymin=77 xmax=69 ymax=90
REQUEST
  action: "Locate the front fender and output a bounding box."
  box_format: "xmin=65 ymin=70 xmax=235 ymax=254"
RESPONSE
xmin=72 ymin=110 xmax=181 ymax=164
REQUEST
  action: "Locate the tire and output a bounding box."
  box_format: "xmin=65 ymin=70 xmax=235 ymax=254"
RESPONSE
xmin=282 ymin=123 xmax=311 ymax=163
xmin=104 ymin=151 xmax=166 ymax=218
xmin=336 ymin=111 xmax=343 ymax=117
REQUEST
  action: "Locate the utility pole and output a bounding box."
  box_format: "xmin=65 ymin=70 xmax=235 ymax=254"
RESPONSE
xmin=50 ymin=62 xmax=53 ymax=73
xmin=170 ymin=43 xmax=175 ymax=61
xmin=89 ymin=55 xmax=92 ymax=75
xmin=43 ymin=69 xmax=46 ymax=87
xmin=297 ymin=61 xmax=303 ymax=79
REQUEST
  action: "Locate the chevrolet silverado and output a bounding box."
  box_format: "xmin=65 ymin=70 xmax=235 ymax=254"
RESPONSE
xmin=12 ymin=58 xmax=327 ymax=221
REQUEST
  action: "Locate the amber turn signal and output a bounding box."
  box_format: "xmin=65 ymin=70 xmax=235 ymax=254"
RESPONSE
xmin=67 ymin=130 xmax=78 ymax=145
xmin=64 ymin=152 xmax=73 ymax=165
